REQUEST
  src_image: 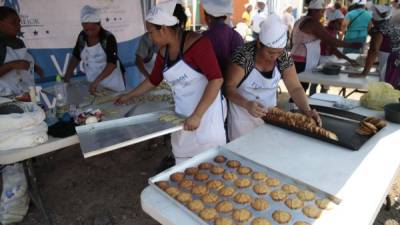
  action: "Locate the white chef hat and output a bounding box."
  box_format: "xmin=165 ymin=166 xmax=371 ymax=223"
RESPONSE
xmin=309 ymin=0 xmax=325 ymax=9
xmin=351 ymin=0 xmax=367 ymax=5
xmin=146 ymin=0 xmax=179 ymax=26
xmin=372 ymin=4 xmax=391 ymax=21
xmin=80 ymin=5 xmax=101 ymax=23
xmin=326 ymin=9 xmax=345 ymax=21
xmin=244 ymin=3 xmax=252 ymax=9
xmin=202 ymin=0 xmax=233 ymax=17
xmin=257 ymin=0 xmax=267 ymax=4
xmin=259 ymin=14 xmax=288 ymax=48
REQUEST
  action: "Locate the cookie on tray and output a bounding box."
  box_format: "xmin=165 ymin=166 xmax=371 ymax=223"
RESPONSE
xmin=234 ymin=178 xmax=252 ymax=189
xmin=270 ymin=190 xmax=288 ymax=201
xmin=237 ymin=166 xmax=253 ymax=175
xmin=251 ymin=217 xmax=272 ymax=225
xmin=192 ymin=185 xmax=208 ymax=196
xmin=218 ymin=186 xmax=236 ymax=197
xmin=214 ymin=155 xmax=227 ymax=163
xmin=216 ymin=201 xmax=234 ymax=213
xmin=184 ymin=167 xmax=199 ymax=176
xmin=165 ymin=187 xmax=180 ymax=198
xmin=222 ymin=172 xmax=238 ymax=181
xmin=201 ymin=193 xmax=220 ymax=204
xmin=272 ymin=210 xmax=292 ymax=224
xmin=169 ymin=172 xmax=185 ymax=183
xmin=315 ymin=198 xmax=334 ymax=210
xmin=252 ymin=172 xmax=268 ymax=181
xmin=207 ymin=180 xmax=224 ymax=190
xmin=233 ymin=192 xmax=252 ymax=204
xmin=187 ymin=200 xmax=204 ymax=213
xmin=293 ymin=221 xmax=311 ymax=225
xmin=297 ymin=190 xmax=316 ymax=201
xmin=155 ymin=181 xmax=169 ymax=190
xmin=251 ymin=198 xmax=269 ymax=211
xmin=281 ymin=184 xmax=299 ymax=194
xmin=226 ymin=160 xmax=241 ymax=168
xmin=232 ymin=208 xmax=252 ymax=223
xmin=302 ymin=206 xmax=322 ymax=219
xmin=215 ymin=217 xmax=234 ymax=225
xmin=284 ymin=198 xmax=304 ymax=210
xmin=176 ymin=192 xmax=192 ymax=204
xmin=194 ymin=172 xmax=209 ymax=182
xmin=265 ymin=178 xmax=281 ymax=187
xmin=179 ymin=179 xmax=193 ymax=190
xmin=211 ymin=166 xmax=225 ymax=175
xmin=198 ymin=162 xmax=214 ymax=170
xmin=199 ymin=208 xmax=218 ymax=221
xmin=253 ymin=183 xmax=269 ymax=195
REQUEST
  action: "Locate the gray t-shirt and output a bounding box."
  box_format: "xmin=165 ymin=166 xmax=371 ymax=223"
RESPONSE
xmin=0 ymin=32 xmax=26 ymax=65
xmin=136 ymin=33 xmax=157 ymax=63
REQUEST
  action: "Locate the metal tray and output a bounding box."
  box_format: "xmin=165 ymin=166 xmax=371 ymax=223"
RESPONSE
xmin=76 ymin=110 xmax=183 ymax=158
xmin=264 ymin=105 xmax=381 ymax=151
xmin=149 ymin=147 xmax=340 ymax=225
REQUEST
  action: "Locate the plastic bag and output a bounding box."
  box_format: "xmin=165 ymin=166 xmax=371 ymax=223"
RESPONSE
xmin=360 ymin=82 xmax=400 ymax=110
xmin=0 ymin=163 xmax=30 ymax=225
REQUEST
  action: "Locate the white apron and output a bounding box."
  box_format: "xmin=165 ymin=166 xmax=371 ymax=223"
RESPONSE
xmin=228 ymin=66 xmax=281 ymax=141
xmin=378 ymin=51 xmax=390 ymax=81
xmin=305 ymin=40 xmax=321 ymax=71
xmin=81 ymin=43 xmax=125 ymax=92
xmin=0 ymin=47 xmax=34 ymax=96
xmin=163 ymin=57 xmax=226 ymax=161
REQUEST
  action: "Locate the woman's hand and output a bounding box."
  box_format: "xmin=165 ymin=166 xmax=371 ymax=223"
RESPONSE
xmin=115 ymin=93 xmax=136 ymax=105
xmin=89 ymin=82 xmax=99 ymax=95
xmin=245 ymin=101 xmax=268 ymax=118
xmin=8 ymin=60 xmax=30 ymax=70
xmin=184 ymin=114 xmax=201 ymax=131
xmin=304 ymin=108 xmax=322 ymax=127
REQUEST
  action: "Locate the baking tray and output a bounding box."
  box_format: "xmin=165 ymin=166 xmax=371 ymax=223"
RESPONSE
xmin=149 ymin=147 xmax=340 ymax=225
xmin=264 ymin=105 xmax=379 ymax=151
xmin=76 ymin=110 xmax=183 ymax=158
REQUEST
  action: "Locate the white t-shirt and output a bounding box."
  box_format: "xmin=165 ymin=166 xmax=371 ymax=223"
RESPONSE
xmin=252 ymin=9 xmax=268 ymax=33
xmin=281 ymin=12 xmax=295 ymax=30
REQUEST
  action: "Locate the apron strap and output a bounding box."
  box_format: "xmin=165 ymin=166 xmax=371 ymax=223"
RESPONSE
xmin=163 ymin=30 xmax=187 ymax=71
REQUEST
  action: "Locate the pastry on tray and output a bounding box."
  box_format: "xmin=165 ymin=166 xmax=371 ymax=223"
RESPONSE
xmin=216 ymin=201 xmax=234 ymax=213
xmin=226 ymin=160 xmax=241 ymax=168
xmin=272 ymin=210 xmax=292 ymax=224
xmin=265 ymin=178 xmax=281 ymax=187
xmin=218 ymin=186 xmax=236 ymax=197
xmin=252 ymin=172 xmax=268 ymax=181
xmin=222 ymin=172 xmax=238 ymax=181
xmin=284 ymin=198 xmax=304 ymax=210
xmin=215 ymin=217 xmax=234 ymax=225
xmin=194 ymin=172 xmax=210 ymax=182
xmin=187 ymin=200 xmax=204 ymax=213
xmin=315 ymin=198 xmax=334 ymax=210
xmin=253 ymin=183 xmax=269 ymax=195
xmin=179 ymin=179 xmax=193 ymax=190
xmin=170 ymin=172 xmax=185 ymax=183
xmin=302 ymin=206 xmax=322 ymax=219
xmin=211 ymin=166 xmax=225 ymax=175
xmin=270 ymin=190 xmax=288 ymax=201
xmin=281 ymin=184 xmax=299 ymax=194
xmin=207 ymin=180 xmax=224 ymax=190
xmin=165 ymin=187 xmax=180 ymax=198
xmin=232 ymin=208 xmax=252 ymax=223
xmin=251 ymin=217 xmax=272 ymax=225
xmin=297 ymin=190 xmax=316 ymax=201
xmin=293 ymin=221 xmax=311 ymax=225
xmin=199 ymin=208 xmax=218 ymax=221
xmin=184 ymin=167 xmax=199 ymax=176
xmin=155 ymin=181 xmax=169 ymax=190
xmin=356 ymin=117 xmax=386 ymax=136
xmin=214 ymin=155 xmax=228 ymax=163
xmin=237 ymin=166 xmax=253 ymax=175
xmin=201 ymin=193 xmax=220 ymax=204
xmin=251 ymin=198 xmax=269 ymax=211
xmin=192 ymin=185 xmax=208 ymax=196
xmin=235 ymin=178 xmax=252 ymax=189
xmin=233 ymin=192 xmax=252 ymax=204
xmin=176 ymin=192 xmax=192 ymax=204
xmin=198 ymin=162 xmax=214 ymax=170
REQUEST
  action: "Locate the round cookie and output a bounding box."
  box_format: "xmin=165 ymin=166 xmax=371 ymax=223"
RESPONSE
xmin=252 ymin=172 xmax=268 ymax=181
xmin=211 ymin=166 xmax=225 ymax=175
xmin=251 ymin=198 xmax=269 ymax=211
xmin=237 ymin=166 xmax=253 ymax=175
xmin=216 ymin=201 xmax=234 ymax=213
xmin=184 ymin=167 xmax=199 ymax=176
xmin=281 ymin=184 xmax=299 ymax=194
xmin=187 ymin=200 xmax=204 ymax=213
xmin=297 ymin=190 xmax=316 ymax=201
xmin=315 ymin=198 xmax=334 ymax=210
xmin=176 ymin=192 xmax=192 ymax=204
xmin=293 ymin=222 xmax=311 ymax=225
xmin=215 ymin=217 xmax=234 ymax=225
xmin=214 ymin=155 xmax=227 ymax=163
xmin=198 ymin=162 xmax=213 ymax=170
xmin=233 ymin=192 xmax=252 ymax=204
xmin=199 ymin=208 xmax=218 ymax=221
xmin=272 ymin=210 xmax=292 ymax=224
xmin=165 ymin=187 xmax=180 ymax=198
xmin=284 ymin=198 xmax=304 ymax=210
xmin=155 ymin=181 xmax=169 ymax=190
xmin=235 ymin=178 xmax=252 ymax=189
xmin=201 ymin=193 xmax=220 ymax=204
xmin=265 ymin=178 xmax=281 ymax=187
xmin=252 ymin=217 xmax=272 ymax=225
xmin=232 ymin=208 xmax=252 ymax=223
xmin=222 ymin=172 xmax=238 ymax=181
xmin=179 ymin=179 xmax=193 ymax=190
xmin=253 ymin=183 xmax=269 ymax=195
xmin=218 ymin=186 xmax=236 ymax=197
xmin=207 ymin=180 xmax=224 ymax=190
xmin=192 ymin=185 xmax=208 ymax=196
xmin=226 ymin=160 xmax=241 ymax=168
xmin=270 ymin=190 xmax=288 ymax=201
xmin=302 ymin=206 xmax=322 ymax=219
xmin=170 ymin=172 xmax=185 ymax=183
xmin=194 ymin=172 xmax=209 ymax=182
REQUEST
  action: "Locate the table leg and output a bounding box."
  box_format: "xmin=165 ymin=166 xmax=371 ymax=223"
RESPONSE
xmin=24 ymin=159 xmax=53 ymax=225
xmin=339 ymin=88 xmax=346 ymax=97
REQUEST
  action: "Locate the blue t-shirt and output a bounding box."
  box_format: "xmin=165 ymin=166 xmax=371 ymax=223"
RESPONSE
xmin=344 ymin=9 xmax=372 ymax=41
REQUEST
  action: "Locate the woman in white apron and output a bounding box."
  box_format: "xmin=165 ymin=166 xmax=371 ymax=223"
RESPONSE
xmin=116 ymin=0 xmax=226 ymax=164
xmin=225 ymin=14 xmax=321 ymax=140
xmin=64 ymin=5 xmax=125 ymax=93
xmin=291 ymin=0 xmax=361 ymax=96
xmin=0 ymin=6 xmax=44 ymax=97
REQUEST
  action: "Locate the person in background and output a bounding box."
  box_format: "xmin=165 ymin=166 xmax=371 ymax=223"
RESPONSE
xmin=342 ymin=0 xmax=372 ymax=54
xmin=251 ymin=0 xmax=268 ymax=40
xmin=0 ymin=6 xmax=44 ymax=97
xmin=135 ymin=33 xmax=157 ymax=83
xmin=335 ymin=2 xmax=347 ymax=16
xmin=64 ymin=5 xmax=125 ymax=93
xmin=391 ymin=0 xmax=400 ymax=24
xmin=201 ymin=0 xmax=243 ymax=76
xmin=291 ymin=0 xmax=361 ymax=96
xmin=281 ymin=5 xmax=295 ymax=46
xmin=116 ymin=0 xmax=226 ymax=164
xmin=352 ymin=4 xmax=400 ymax=89
xmin=225 ymin=14 xmax=321 ymax=140
xmin=242 ymin=3 xmax=253 ymax=27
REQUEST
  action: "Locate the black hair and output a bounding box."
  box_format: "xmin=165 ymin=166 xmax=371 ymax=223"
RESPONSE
xmin=0 ymin=6 xmax=18 ymax=21
xmin=334 ymin=2 xmax=342 ymax=9
xmin=174 ymin=3 xmax=188 ymax=30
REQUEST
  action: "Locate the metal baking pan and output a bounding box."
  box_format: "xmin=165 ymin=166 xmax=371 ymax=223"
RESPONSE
xmin=76 ymin=110 xmax=183 ymax=158
xmin=149 ymin=147 xmax=340 ymax=225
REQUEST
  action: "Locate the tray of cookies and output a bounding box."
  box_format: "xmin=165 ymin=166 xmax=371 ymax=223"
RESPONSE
xmin=149 ymin=147 xmax=340 ymax=225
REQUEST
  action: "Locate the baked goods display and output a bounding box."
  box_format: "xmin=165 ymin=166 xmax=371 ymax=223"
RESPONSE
xmin=153 ymin=153 xmax=338 ymax=224
xmin=356 ymin=117 xmax=387 ymax=136
xmin=263 ymin=107 xmax=339 ymax=141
